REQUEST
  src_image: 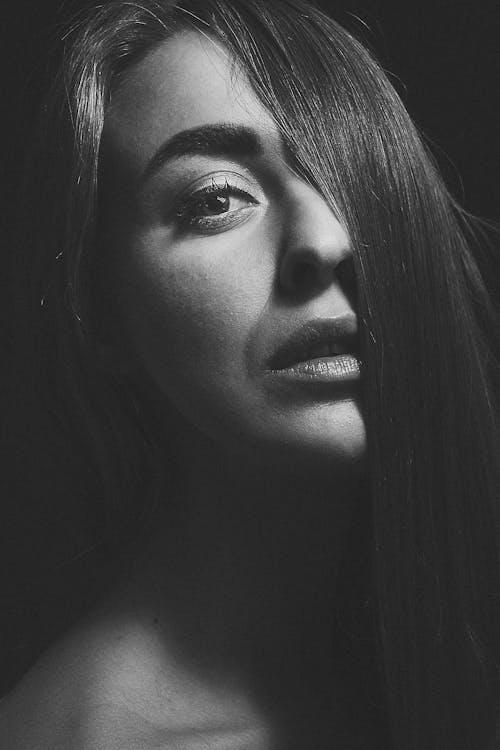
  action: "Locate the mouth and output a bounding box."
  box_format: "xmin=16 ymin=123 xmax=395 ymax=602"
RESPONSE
xmin=266 ymin=317 xmax=362 ymax=385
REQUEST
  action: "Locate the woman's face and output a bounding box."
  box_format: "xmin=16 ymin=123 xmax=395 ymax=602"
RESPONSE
xmin=102 ymin=30 xmax=366 ymax=469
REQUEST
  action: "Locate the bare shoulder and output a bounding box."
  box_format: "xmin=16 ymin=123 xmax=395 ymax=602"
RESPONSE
xmin=0 ymin=694 xmax=267 ymax=750
xmin=0 ymin=616 xmax=271 ymax=750
xmin=0 ymin=638 xmax=122 ymax=750
xmin=0 ymin=688 xmax=268 ymax=750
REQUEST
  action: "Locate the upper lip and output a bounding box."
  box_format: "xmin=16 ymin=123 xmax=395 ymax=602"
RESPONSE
xmin=267 ymin=316 xmax=359 ymax=370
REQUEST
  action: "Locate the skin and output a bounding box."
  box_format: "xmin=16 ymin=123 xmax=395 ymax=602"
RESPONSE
xmin=0 ymin=30 xmax=383 ymax=750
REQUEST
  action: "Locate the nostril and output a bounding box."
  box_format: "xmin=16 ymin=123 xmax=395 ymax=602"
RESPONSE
xmin=336 ymin=257 xmax=355 ymax=285
xmin=335 ymin=258 xmax=356 ymax=291
xmin=290 ymin=261 xmax=318 ymax=290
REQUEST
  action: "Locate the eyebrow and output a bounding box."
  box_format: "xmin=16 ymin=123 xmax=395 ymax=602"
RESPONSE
xmin=141 ymin=123 xmax=264 ymax=182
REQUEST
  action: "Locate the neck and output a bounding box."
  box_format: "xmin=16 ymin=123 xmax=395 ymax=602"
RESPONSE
xmin=98 ymin=429 xmax=375 ymax=740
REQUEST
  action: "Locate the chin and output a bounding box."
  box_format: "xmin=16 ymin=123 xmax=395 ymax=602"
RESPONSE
xmin=225 ymin=396 xmax=368 ymax=474
xmin=280 ymin=402 xmax=367 ymax=470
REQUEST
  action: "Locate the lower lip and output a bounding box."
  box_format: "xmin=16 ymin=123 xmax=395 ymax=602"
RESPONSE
xmin=269 ymin=354 xmax=362 ymax=384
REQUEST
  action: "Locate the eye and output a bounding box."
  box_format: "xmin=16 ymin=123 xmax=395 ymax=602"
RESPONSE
xmin=173 ymin=177 xmax=259 ymax=234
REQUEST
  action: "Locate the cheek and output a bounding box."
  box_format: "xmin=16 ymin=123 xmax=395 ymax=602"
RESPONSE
xmin=115 ymin=240 xmax=269 ymax=409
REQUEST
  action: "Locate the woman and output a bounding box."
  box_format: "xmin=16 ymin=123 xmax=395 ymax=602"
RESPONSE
xmin=2 ymin=0 xmax=500 ymax=748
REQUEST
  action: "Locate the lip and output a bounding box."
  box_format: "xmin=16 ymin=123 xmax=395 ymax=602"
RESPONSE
xmin=264 ymin=317 xmax=361 ymax=387
xmin=267 ymin=317 xmax=359 ymax=368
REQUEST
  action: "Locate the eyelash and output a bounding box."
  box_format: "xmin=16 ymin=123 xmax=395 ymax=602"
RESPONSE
xmin=174 ymin=178 xmax=258 ymax=232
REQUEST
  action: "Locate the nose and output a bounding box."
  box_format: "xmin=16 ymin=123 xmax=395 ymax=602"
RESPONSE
xmin=278 ymin=182 xmax=353 ymax=297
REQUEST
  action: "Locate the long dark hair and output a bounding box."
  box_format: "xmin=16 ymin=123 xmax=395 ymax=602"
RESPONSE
xmin=9 ymin=1 xmax=500 ymax=748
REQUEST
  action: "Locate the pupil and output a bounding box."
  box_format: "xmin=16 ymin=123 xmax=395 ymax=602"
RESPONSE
xmin=203 ymin=193 xmax=229 ymax=215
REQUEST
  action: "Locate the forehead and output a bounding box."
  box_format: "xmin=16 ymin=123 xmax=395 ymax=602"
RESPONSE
xmin=104 ymin=29 xmax=279 ymax=174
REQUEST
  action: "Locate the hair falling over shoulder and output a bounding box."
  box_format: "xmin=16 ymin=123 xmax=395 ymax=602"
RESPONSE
xmin=8 ymin=1 xmax=500 ymax=748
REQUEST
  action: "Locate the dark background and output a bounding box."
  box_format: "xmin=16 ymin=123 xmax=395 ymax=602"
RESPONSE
xmin=1 ymin=0 xmax=499 ymax=696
